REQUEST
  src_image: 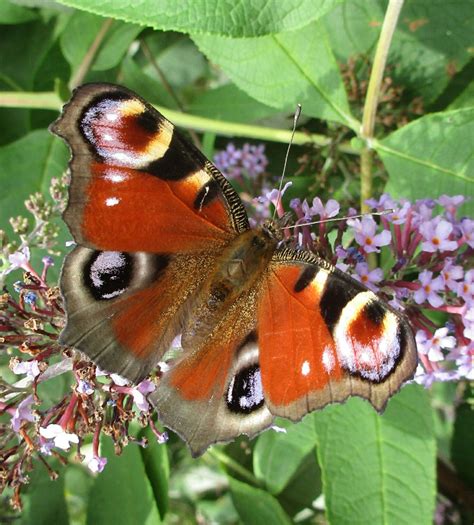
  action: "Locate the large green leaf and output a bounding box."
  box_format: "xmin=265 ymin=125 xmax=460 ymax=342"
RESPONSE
xmin=193 ymin=21 xmax=357 ymax=128
xmin=446 ymin=60 xmax=474 ymax=111
xmin=228 ymin=477 xmax=292 ymax=525
xmin=54 ymin=0 xmax=346 ymax=37
xmin=0 ymin=130 xmax=68 ymax=228
xmin=451 ymin=401 xmax=474 ymax=488
xmin=0 ymin=128 xmax=72 ymax=282
xmin=86 ymin=436 xmax=162 ymax=525
xmin=120 ymin=57 xmax=179 ymax=109
xmin=0 ymin=19 xmax=56 ymax=90
xmin=253 ymin=417 xmax=317 ymax=494
xmin=141 ymin=36 xmax=208 ymax=90
xmin=64 ymin=464 xmax=94 ymax=525
xmin=189 ymin=84 xmax=277 ymax=123
xmin=314 ymin=385 xmax=436 ymax=525
xmin=324 ymin=0 xmax=473 ymax=104
xmin=376 ymin=108 xmax=474 ymax=215
xmin=0 ymin=18 xmax=65 ymax=143
xmin=277 ymin=451 xmax=323 ymax=518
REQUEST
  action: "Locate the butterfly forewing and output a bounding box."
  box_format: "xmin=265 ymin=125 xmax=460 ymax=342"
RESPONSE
xmin=51 ymin=83 xmax=248 ymax=254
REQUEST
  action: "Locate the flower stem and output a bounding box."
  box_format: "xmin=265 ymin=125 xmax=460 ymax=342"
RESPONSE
xmin=360 ymin=0 xmax=405 ymax=212
xmin=59 ymin=393 xmax=78 ymax=431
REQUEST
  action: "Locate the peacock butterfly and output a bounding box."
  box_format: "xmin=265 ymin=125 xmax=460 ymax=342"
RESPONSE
xmin=50 ymin=83 xmax=417 ymax=457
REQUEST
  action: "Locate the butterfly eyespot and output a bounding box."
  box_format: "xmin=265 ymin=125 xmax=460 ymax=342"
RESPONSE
xmin=83 ymin=251 xmax=133 ymax=301
xmin=226 ymin=364 xmax=265 ymax=414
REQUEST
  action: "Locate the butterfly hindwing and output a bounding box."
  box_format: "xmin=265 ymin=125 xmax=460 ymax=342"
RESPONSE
xmin=258 ymin=249 xmax=417 ymax=420
xmin=60 ymin=247 xmax=220 ymax=383
xmin=151 ymin=290 xmax=273 ymax=457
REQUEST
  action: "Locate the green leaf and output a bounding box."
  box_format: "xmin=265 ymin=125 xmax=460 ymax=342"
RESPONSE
xmin=197 ymin=493 xmax=239 ymax=524
xmin=86 ymin=436 xmax=162 ymax=525
xmin=277 ymin=451 xmax=322 ymax=518
xmin=189 ymin=84 xmax=277 ymax=123
xmin=36 ymin=366 xmax=71 ymax=408
xmin=0 ymin=18 xmax=68 ymax=144
xmin=53 ymin=0 xmax=346 ymax=37
xmin=446 ymin=61 xmax=474 ymax=111
xmin=431 ymin=381 xmax=457 ymax=458
xmin=322 ymin=0 xmax=383 ymax=59
xmin=451 ymin=401 xmax=474 ymax=488
xmin=139 ymin=426 xmax=170 ymax=519
xmin=0 ymin=19 xmax=56 ymax=89
xmin=59 ymin=11 xmax=103 ymax=71
xmin=228 ymin=477 xmax=292 ymax=525
xmin=142 ymin=36 xmax=207 ymax=89
xmin=0 ymin=130 xmax=68 ymax=228
xmin=314 ymin=385 xmax=436 ymax=525
xmin=21 ymin=459 xmax=68 ymax=525
xmin=60 ymin=12 xmax=142 ymax=74
xmin=376 ymin=108 xmax=474 ymax=215
xmin=93 ymin=21 xmax=143 ymax=71
xmin=254 ymin=417 xmax=317 ymax=494
xmin=0 ymin=0 xmax=38 ymax=24
xmin=324 ymin=0 xmax=473 ymax=104
xmin=120 ymin=56 xmax=178 ymax=109
xmin=389 ymin=0 xmax=473 ymax=104
xmin=121 ymin=34 xmax=208 ymax=106
xmin=193 ymin=21 xmax=356 ymax=128
xmin=448 ymin=82 xmax=474 ymax=111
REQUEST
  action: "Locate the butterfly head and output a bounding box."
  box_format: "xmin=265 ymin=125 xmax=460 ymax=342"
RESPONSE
xmin=261 ymin=212 xmax=293 ymax=242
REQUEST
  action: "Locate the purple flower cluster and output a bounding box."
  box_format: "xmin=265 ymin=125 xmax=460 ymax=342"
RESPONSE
xmin=214 ymin=143 xmax=268 ymax=180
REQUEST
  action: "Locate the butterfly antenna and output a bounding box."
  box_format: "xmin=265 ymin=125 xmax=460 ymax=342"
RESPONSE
xmin=284 ymin=209 xmax=393 ymax=230
xmin=272 ymin=104 xmax=302 ymax=221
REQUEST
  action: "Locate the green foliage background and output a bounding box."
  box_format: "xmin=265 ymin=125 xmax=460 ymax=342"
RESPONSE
xmin=0 ymin=0 xmax=473 ymax=523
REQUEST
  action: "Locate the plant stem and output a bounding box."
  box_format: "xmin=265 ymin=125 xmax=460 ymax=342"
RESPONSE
xmin=360 ymin=0 xmax=404 ymax=212
xmin=0 ymin=91 xmax=358 ymax=154
xmin=69 ymin=18 xmax=114 ymax=89
xmin=207 ymin=448 xmax=263 ymax=487
xmin=140 ymin=39 xmax=202 ymax=149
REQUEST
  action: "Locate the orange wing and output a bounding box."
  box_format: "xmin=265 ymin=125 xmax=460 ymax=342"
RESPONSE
xmin=51 ymin=83 xmax=249 ymax=254
xmin=258 ymin=250 xmax=417 ymax=419
xmin=60 ymin=248 xmax=220 ymax=382
xmin=52 ymin=84 xmax=250 ymax=383
xmin=151 ymin=289 xmax=273 ymax=457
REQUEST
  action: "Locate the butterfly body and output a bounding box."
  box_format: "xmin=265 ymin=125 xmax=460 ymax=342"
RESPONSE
xmin=182 ymin=227 xmax=277 ymax=348
xmin=51 ymin=83 xmax=417 ymax=457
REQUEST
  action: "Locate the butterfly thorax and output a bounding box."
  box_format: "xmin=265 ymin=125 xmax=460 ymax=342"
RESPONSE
xmin=180 ymin=228 xmax=277 ymax=348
